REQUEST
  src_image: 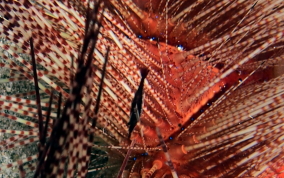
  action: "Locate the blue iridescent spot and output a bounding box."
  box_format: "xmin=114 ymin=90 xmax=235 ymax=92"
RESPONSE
xmin=144 ymin=152 xmax=148 ymax=156
xmin=207 ymin=102 xmax=211 ymax=106
xmin=151 ymin=37 xmax=156 ymax=40
xmin=169 ymin=136 xmax=173 ymax=140
xmin=133 ymin=157 xmax=137 ymax=161
xmin=181 ymin=127 xmax=185 ymax=131
xmin=177 ymin=44 xmax=184 ymax=51
xmin=190 ymin=117 xmax=195 ymax=121
xmin=200 ymin=109 xmax=204 ymax=113
xmin=141 ymin=153 xmax=144 ymax=156
xmin=138 ymin=35 xmax=142 ymax=38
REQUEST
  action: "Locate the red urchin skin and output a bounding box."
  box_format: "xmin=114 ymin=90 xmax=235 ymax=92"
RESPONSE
xmin=128 ymin=40 xmax=228 ymax=145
